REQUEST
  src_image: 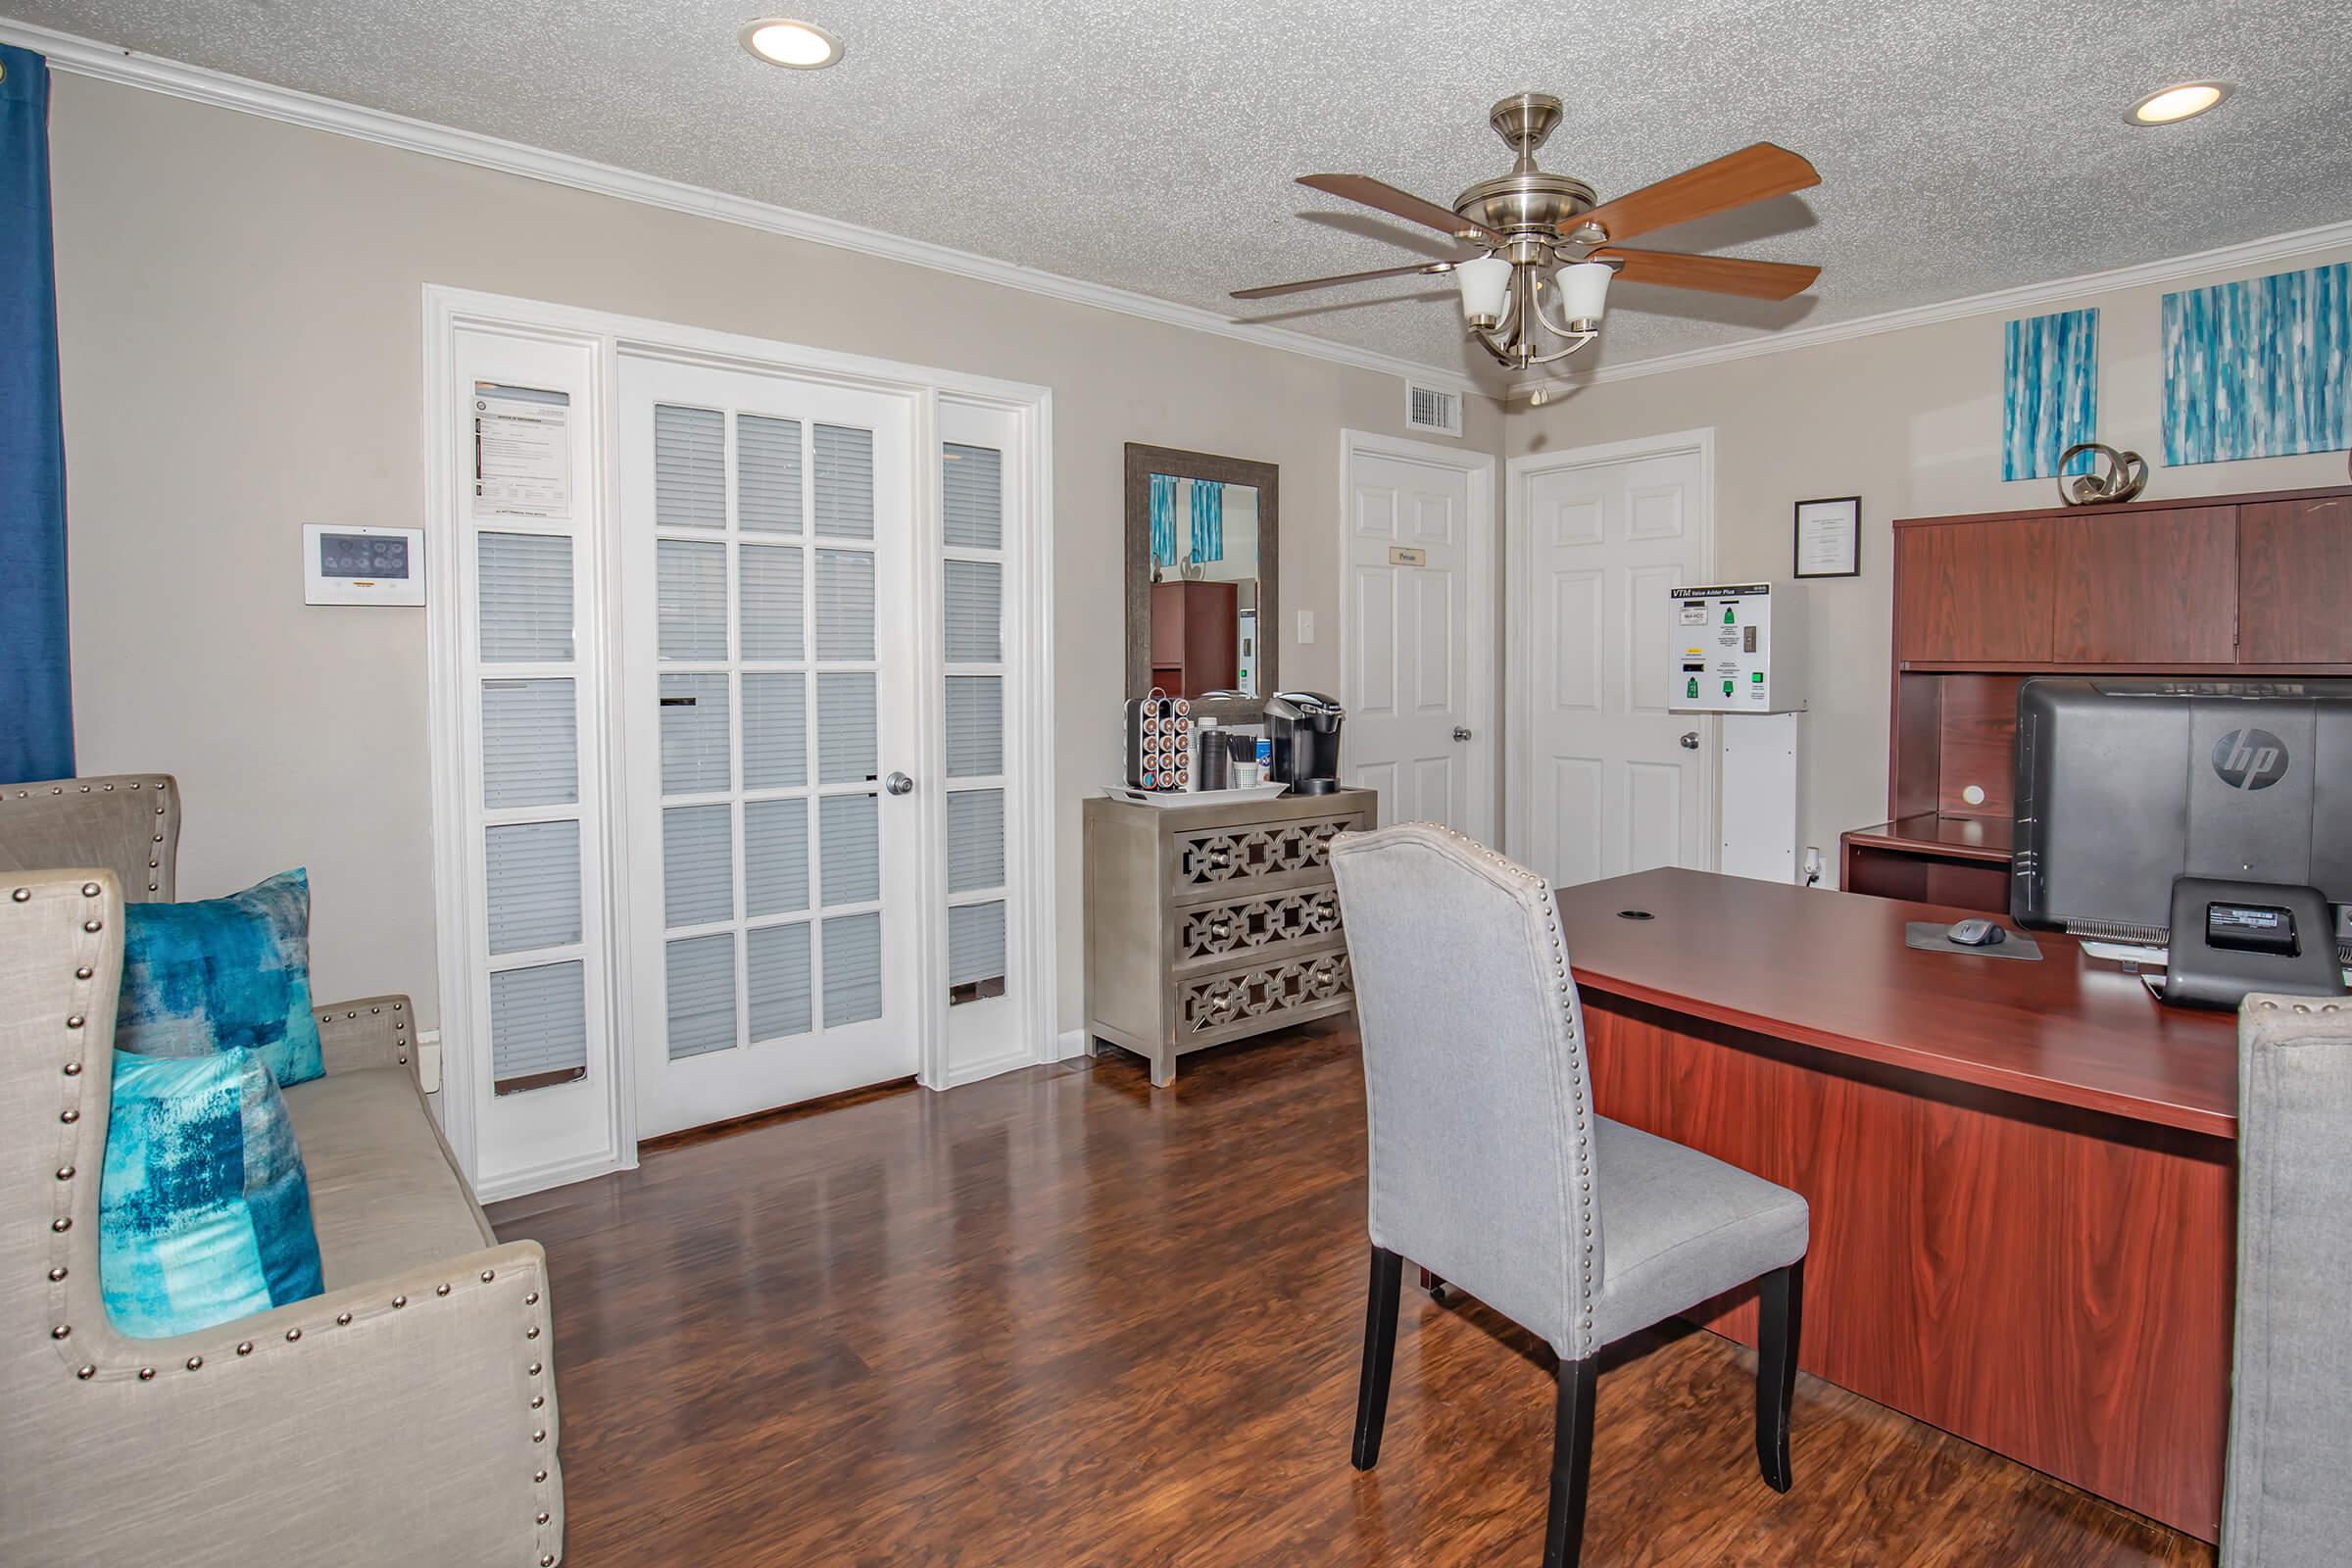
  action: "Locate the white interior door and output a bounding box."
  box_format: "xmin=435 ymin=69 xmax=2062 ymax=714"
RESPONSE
xmin=1513 ymin=441 xmax=1713 ymax=886
xmin=1343 ymin=439 xmax=1494 ymax=839
xmin=619 ymin=357 xmax=920 ymax=1137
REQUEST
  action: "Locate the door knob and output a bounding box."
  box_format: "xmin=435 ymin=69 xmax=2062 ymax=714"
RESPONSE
xmin=883 ymin=771 xmax=914 ymax=796
xmin=1679 ymin=732 xmax=1699 ymax=751
xmin=1452 ymin=726 xmax=1474 ymax=742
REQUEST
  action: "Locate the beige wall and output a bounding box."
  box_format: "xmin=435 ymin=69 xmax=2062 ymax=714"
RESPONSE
xmin=1505 ymin=243 xmax=2352 ymax=881
xmin=47 ymin=76 xmax=1501 ymax=1032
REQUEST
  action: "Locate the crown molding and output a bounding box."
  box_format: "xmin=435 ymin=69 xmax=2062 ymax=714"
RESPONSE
xmin=0 ymin=15 xmax=1492 ymax=400
xmin=1512 ymin=217 xmax=2352 ymax=400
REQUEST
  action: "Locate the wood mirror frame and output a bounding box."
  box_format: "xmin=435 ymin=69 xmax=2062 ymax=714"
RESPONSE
xmin=1122 ymin=443 xmax=1279 ymax=722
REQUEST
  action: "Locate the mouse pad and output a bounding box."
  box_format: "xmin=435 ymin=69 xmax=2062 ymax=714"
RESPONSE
xmin=1903 ymin=921 xmax=2043 ymax=961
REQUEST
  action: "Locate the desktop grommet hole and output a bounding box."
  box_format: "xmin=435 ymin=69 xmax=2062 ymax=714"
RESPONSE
xmin=1616 ymin=909 xmax=1655 ymax=921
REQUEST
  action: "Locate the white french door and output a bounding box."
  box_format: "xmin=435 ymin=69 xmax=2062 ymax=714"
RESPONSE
xmin=617 ymin=357 xmax=920 ymax=1137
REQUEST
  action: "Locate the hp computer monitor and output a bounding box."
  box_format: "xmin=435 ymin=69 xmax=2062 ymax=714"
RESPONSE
xmin=2010 ymin=678 xmax=2352 ymax=948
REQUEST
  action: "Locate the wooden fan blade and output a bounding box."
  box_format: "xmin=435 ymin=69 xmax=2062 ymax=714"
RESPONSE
xmin=1596 ymin=249 xmax=1821 ymax=301
xmin=1231 ymin=262 xmax=1456 ymax=301
xmin=1567 ymin=143 xmax=1820 ymax=244
xmin=1297 ymin=174 xmax=1501 ymax=244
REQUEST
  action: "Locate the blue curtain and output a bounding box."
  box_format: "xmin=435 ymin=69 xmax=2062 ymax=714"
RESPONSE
xmin=0 ymin=44 xmax=72 ymax=783
xmin=1188 ymin=480 xmax=1224 ymax=565
xmin=1148 ymin=472 xmax=1177 ymax=567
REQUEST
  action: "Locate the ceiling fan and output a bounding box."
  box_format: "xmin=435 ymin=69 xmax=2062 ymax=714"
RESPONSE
xmin=1234 ymin=92 xmax=1822 ymax=378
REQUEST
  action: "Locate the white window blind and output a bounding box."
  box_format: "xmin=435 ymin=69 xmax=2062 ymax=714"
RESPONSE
xmin=816 ymin=672 xmax=877 ymax=784
xmin=946 ymin=789 xmax=1005 ymax=894
xmin=737 ymin=414 xmax=803 ymax=534
xmin=814 ymin=549 xmax=876 ymax=661
xmin=660 ymin=673 xmax=731 ymax=794
xmin=812 ymin=423 xmax=875 ymax=539
xmin=945 ymin=676 xmax=1004 ymax=777
xmin=744 ymin=797 xmax=809 ymax=916
xmin=942 ymin=443 xmax=1003 ymax=549
xmin=478 ymin=533 xmax=573 ymax=662
xmin=662 ymin=804 xmax=734 ymax=927
xmin=739 ymin=544 xmax=805 ymax=662
xmin=818 ymin=794 xmax=879 ymax=906
xmin=665 ymin=934 xmax=737 ymax=1058
xmin=944 ymin=559 xmax=1002 ymax=662
xmin=480 ymin=679 xmax=577 ymax=808
xmin=657 ymin=538 xmax=727 ymax=662
xmin=654 ymin=405 xmax=725 ymax=530
xmin=485 ymin=820 xmax=584 ymax=955
xmin=490 ymin=961 xmax=588 ymax=1087
xmin=748 ymin=921 xmax=813 ymax=1042
xmin=949 ymin=901 xmax=1006 ymax=989
xmin=822 ymin=912 xmax=883 ymax=1025
xmin=741 ymin=672 xmax=808 ymax=790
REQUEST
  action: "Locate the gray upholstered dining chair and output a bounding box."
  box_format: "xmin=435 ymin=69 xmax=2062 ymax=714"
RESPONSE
xmin=1330 ymin=822 xmax=1811 ymax=1568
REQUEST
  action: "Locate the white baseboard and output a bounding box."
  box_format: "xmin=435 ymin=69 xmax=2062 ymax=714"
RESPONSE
xmin=939 ymin=1045 xmax=1041 ymax=1090
xmin=1054 ymin=1028 xmax=1091 ymax=1061
xmin=474 ymin=1149 xmax=634 ymax=1204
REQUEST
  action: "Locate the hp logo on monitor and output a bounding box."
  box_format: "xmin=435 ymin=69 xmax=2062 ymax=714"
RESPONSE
xmin=2213 ymin=728 xmax=2289 ymax=791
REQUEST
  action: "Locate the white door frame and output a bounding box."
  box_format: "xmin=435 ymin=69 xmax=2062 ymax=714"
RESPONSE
xmin=1503 ymin=426 xmax=1719 ymax=869
xmin=423 ymin=284 xmax=1055 ymax=1199
xmin=1336 ymin=428 xmax=1498 ymax=841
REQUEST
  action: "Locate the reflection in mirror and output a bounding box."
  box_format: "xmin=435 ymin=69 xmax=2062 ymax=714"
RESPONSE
xmin=1147 ymin=477 xmax=1261 ymax=699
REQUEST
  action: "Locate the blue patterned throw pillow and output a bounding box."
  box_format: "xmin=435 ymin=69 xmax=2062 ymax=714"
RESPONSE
xmin=100 ymin=1049 xmax=326 ymax=1337
xmin=118 ymin=868 xmax=325 ymax=1088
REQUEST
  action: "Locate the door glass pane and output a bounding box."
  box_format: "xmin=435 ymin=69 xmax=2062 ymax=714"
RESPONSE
xmin=812 ymin=424 xmax=874 ymax=539
xmin=943 ymin=443 xmax=1003 ymax=549
xmin=818 ymin=794 xmax=879 ymax=906
xmin=485 ymin=820 xmax=583 ymax=955
xmin=814 ymin=549 xmax=876 ymax=661
xmin=741 ymin=672 xmax=807 ymax=789
xmin=748 ymin=921 xmax=813 ymax=1043
xmin=822 ymin=912 xmax=883 ymax=1025
xmin=737 ymin=414 xmax=803 ymax=534
xmin=945 ymin=676 xmax=1003 ymax=777
xmin=481 ymin=678 xmax=577 ymax=808
xmin=660 ymin=673 xmax=731 ymax=794
xmin=949 ymin=901 xmax=1006 ymax=989
xmin=665 ymin=934 xmax=737 ymax=1058
xmin=946 ymin=789 xmax=1004 ymax=894
xmin=739 ymin=545 xmax=805 ymax=661
xmin=816 ymin=672 xmax=877 ymax=784
xmin=944 ymin=559 xmax=1002 ymax=662
xmin=658 ymin=539 xmax=727 ymax=661
xmin=654 ymin=405 xmax=724 ymax=530
xmin=491 ymin=960 xmax=588 ymax=1093
xmin=478 ymin=532 xmax=572 ymax=662
xmin=662 ymin=804 xmax=734 ymax=927
xmin=744 ymin=797 xmax=809 ymax=916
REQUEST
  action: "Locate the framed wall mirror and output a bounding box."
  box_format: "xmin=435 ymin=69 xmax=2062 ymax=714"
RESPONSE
xmin=1123 ymin=443 xmax=1278 ymax=720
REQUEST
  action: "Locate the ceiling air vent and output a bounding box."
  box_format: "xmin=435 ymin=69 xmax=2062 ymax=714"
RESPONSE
xmin=1404 ymin=380 xmax=1462 ymax=438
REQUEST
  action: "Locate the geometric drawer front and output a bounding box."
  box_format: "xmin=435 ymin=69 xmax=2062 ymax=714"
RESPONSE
xmin=1177 ymin=886 xmax=1342 ymax=963
xmin=1176 ymin=817 xmax=1348 ymax=887
xmin=1181 ymin=952 xmax=1351 ymax=1036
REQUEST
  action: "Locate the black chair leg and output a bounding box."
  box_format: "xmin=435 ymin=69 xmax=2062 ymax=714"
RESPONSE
xmin=1543 ymin=1355 xmax=1598 ymax=1568
xmin=1756 ymin=1260 xmax=1804 ymax=1494
xmin=1351 ymin=1246 xmax=1404 ymax=1470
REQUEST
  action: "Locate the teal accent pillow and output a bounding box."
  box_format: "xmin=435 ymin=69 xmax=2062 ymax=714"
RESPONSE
xmin=100 ymin=1049 xmax=326 ymax=1337
xmin=118 ymin=868 xmax=325 ymax=1088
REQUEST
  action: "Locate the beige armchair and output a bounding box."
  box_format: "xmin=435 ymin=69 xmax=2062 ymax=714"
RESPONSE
xmin=0 ymin=776 xmax=564 ymax=1566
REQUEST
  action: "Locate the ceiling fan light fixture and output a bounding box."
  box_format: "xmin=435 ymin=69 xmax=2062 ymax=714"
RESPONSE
xmin=1455 ymin=256 xmax=1513 ymax=328
xmin=2126 ymin=81 xmax=2230 ymax=125
xmin=740 ymin=18 xmax=845 ymax=70
xmin=1556 ymin=261 xmax=1613 ymax=328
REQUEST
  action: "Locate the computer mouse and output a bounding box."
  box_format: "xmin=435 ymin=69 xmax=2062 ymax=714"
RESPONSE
xmin=1947 ymin=918 xmax=2006 ymax=948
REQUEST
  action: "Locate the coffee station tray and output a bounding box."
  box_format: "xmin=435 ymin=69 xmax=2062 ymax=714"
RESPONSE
xmin=1102 ymin=782 xmax=1291 ymax=809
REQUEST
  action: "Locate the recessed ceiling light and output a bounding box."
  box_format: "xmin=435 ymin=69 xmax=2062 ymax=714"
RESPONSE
xmin=740 ymin=18 xmax=844 ymax=70
xmin=2126 ymin=81 xmax=2231 ymax=125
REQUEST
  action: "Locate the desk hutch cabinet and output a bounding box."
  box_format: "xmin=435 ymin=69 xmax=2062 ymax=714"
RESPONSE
xmin=1841 ymin=484 xmax=2352 ymax=909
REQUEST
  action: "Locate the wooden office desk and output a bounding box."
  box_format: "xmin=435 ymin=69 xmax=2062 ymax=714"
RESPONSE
xmin=1557 ymin=868 xmax=2235 ymax=1541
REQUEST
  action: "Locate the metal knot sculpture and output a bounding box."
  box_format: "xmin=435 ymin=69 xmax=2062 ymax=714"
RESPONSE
xmin=2055 ymin=443 xmax=2150 ymax=507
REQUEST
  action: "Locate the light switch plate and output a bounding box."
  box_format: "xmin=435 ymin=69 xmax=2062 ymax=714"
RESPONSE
xmin=1296 ymin=610 xmax=1314 ymax=644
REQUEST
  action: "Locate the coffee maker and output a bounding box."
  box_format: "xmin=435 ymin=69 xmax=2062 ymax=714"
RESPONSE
xmin=1264 ymin=691 xmax=1346 ymax=795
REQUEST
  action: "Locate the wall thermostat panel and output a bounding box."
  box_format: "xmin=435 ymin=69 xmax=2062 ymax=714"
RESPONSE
xmin=1668 ymin=581 xmax=1805 ymax=711
xmin=305 ymin=524 xmax=425 ymax=606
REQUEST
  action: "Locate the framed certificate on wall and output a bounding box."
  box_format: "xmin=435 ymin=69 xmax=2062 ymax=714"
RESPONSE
xmin=1793 ymin=495 xmax=1860 ymax=578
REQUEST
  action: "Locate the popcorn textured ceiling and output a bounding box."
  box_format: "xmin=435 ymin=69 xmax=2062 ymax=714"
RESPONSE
xmin=20 ymin=0 xmax=2352 ymax=385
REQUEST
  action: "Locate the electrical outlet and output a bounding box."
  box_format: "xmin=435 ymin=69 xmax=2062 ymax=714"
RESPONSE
xmin=1802 ymin=847 xmax=1824 ymax=886
xmin=417 ymin=1029 xmax=443 ymax=1095
xmin=1297 ymin=610 xmax=1314 ymax=644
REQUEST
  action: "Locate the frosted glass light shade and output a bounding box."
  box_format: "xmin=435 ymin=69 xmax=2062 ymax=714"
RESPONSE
xmin=1455 ymin=256 xmax=1512 ymax=327
xmin=1557 ymin=261 xmax=1613 ymax=326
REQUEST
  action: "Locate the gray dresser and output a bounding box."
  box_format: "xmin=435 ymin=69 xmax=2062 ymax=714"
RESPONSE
xmin=1083 ymin=787 xmax=1377 ymax=1085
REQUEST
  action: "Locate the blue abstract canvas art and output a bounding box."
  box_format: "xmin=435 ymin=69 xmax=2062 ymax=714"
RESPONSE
xmin=2001 ymin=309 xmax=2098 ymax=480
xmin=2162 ymin=263 xmax=2350 ymax=465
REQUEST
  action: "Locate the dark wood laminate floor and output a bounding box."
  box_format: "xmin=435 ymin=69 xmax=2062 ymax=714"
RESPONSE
xmin=487 ymin=1022 xmax=2215 ymax=1567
